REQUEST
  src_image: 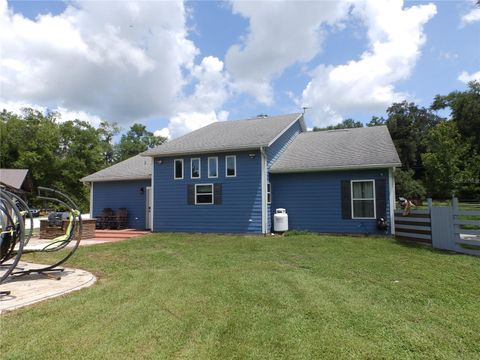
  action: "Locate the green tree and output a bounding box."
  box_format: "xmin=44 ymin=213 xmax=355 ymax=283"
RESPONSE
xmin=373 ymin=101 xmax=443 ymax=175
xmin=0 ymin=108 xmax=110 ymax=210
xmin=366 ymin=116 xmax=385 ymax=127
xmin=98 ymin=121 xmax=120 ymax=166
xmin=431 ymin=81 xmax=480 ymax=153
xmin=56 ymin=120 xmax=104 ymax=208
xmin=312 ymin=118 xmax=363 ymax=131
xmin=394 ymin=169 xmax=426 ymax=200
xmin=421 ymin=121 xmax=472 ymax=198
xmin=116 ymin=123 xmax=167 ymax=161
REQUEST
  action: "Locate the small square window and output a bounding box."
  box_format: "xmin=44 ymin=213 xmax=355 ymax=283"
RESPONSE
xmin=195 ymin=184 xmax=213 ymax=205
xmin=226 ymin=155 xmax=236 ymax=177
xmin=174 ymin=159 xmax=183 ymax=180
xmin=191 ymin=158 xmax=200 ymax=179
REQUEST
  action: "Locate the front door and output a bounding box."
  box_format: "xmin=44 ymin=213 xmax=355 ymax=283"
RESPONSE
xmin=145 ymin=186 xmax=152 ymax=230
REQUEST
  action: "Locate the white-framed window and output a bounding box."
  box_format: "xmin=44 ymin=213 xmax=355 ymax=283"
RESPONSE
xmin=174 ymin=159 xmax=184 ymax=180
xmin=226 ymin=155 xmax=236 ymax=177
xmin=351 ymin=180 xmax=376 ymax=219
xmin=191 ymin=158 xmax=201 ymax=179
xmin=267 ymin=182 xmax=271 ymax=204
xmin=195 ymin=184 xmax=214 ymax=205
xmin=208 ymin=157 xmax=218 ymax=178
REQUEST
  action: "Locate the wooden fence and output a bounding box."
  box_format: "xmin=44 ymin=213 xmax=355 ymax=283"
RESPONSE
xmin=452 ymin=199 xmax=480 ymax=256
xmin=394 ymin=209 xmax=432 ymax=244
xmin=394 ymin=198 xmax=480 ymax=256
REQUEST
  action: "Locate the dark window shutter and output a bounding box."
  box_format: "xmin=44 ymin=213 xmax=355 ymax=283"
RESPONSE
xmin=187 ymin=184 xmax=195 ymax=205
xmin=341 ymin=180 xmax=351 ymax=219
xmin=375 ymin=179 xmax=386 ymax=218
xmin=214 ymin=183 xmax=222 ymax=205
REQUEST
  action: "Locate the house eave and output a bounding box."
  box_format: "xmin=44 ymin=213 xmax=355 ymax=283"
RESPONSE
xmin=269 ymin=163 xmax=402 ymax=174
xmin=80 ymin=175 xmax=152 ymax=183
xmin=141 ymin=145 xmax=263 ymax=158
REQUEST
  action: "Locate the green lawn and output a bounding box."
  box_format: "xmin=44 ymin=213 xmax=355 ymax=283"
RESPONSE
xmin=2 ymin=233 xmax=480 ymax=359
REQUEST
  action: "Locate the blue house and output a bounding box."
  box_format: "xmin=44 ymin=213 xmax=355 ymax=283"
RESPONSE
xmin=81 ymin=113 xmax=401 ymax=235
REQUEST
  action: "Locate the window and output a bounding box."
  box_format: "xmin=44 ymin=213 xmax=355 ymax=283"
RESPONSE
xmin=226 ymin=155 xmax=236 ymax=177
xmin=191 ymin=158 xmax=200 ymax=179
xmin=174 ymin=159 xmax=183 ymax=179
xmin=351 ymin=180 xmax=375 ymax=219
xmin=195 ymin=184 xmax=213 ymax=205
xmin=267 ymin=182 xmax=271 ymax=204
xmin=208 ymin=157 xmax=218 ymax=178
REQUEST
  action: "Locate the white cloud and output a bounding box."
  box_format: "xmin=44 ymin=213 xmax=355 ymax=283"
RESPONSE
xmin=461 ymin=7 xmax=480 ymax=26
xmin=301 ymin=0 xmax=436 ymax=127
xmin=0 ymin=0 xmax=198 ymax=124
xmin=163 ymin=56 xmax=231 ymax=138
xmin=458 ymin=70 xmax=480 ymax=83
xmin=154 ymin=128 xmax=171 ymax=139
xmin=225 ymin=0 xmax=351 ymax=105
xmin=0 ymin=100 xmax=103 ymax=126
xmin=166 ymin=110 xmax=229 ymax=139
xmin=0 ymin=0 xmax=232 ymax=140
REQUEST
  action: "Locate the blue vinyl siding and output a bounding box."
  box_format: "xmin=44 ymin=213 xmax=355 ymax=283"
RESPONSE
xmin=153 ymin=151 xmax=263 ymax=233
xmin=92 ymin=179 xmax=150 ymax=229
xmin=265 ymin=118 xmax=303 ymax=232
xmin=266 ymin=119 xmax=303 ymax=168
xmin=270 ymin=169 xmax=391 ymax=235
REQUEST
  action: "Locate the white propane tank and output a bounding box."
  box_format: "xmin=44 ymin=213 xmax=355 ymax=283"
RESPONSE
xmin=274 ymin=208 xmax=288 ymax=232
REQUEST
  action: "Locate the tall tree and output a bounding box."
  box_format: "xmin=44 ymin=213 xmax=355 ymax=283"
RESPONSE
xmin=421 ymin=121 xmax=473 ymax=198
xmin=431 ymin=81 xmax=480 ymax=153
xmin=0 ymin=108 xmax=109 ymax=210
xmin=370 ymin=101 xmax=443 ymax=175
xmin=116 ymin=123 xmax=167 ymax=161
xmin=56 ymin=120 xmax=104 ymax=208
xmin=98 ymin=121 xmax=120 ymax=166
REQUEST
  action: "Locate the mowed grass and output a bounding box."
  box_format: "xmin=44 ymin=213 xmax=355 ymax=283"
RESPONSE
xmin=2 ymin=233 xmax=480 ymax=359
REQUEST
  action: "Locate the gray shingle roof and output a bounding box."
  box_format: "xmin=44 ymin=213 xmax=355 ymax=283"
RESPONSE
xmin=0 ymin=169 xmax=29 ymax=189
xmin=269 ymin=126 xmax=401 ymax=173
xmin=80 ymin=155 xmax=151 ymax=182
xmin=142 ymin=113 xmax=304 ymax=157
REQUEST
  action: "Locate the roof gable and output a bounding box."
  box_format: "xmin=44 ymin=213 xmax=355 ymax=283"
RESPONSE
xmin=0 ymin=169 xmax=31 ymax=190
xmin=142 ymin=113 xmax=303 ymax=157
xmin=80 ymin=155 xmax=151 ymax=182
xmin=269 ymin=126 xmax=401 ymax=173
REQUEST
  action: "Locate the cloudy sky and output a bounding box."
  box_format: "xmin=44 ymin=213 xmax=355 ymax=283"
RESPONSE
xmin=1 ymin=0 xmax=478 ymax=138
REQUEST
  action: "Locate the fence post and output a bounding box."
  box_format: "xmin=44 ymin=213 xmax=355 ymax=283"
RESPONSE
xmin=452 ymin=197 xmax=459 ymax=214
xmin=427 ymin=198 xmax=433 ymax=211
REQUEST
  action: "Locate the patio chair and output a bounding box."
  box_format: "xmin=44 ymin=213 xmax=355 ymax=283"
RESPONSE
xmin=115 ymin=208 xmax=128 ymax=229
xmin=97 ymin=208 xmax=115 ymax=229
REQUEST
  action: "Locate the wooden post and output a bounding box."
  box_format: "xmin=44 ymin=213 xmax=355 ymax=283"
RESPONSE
xmin=427 ymin=198 xmax=433 ymax=211
xmin=452 ymin=197 xmax=459 ymax=214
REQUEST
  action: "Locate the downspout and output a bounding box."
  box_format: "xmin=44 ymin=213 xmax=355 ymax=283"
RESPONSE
xmin=89 ymin=182 xmax=93 ymax=218
xmin=389 ymin=167 xmax=396 ymax=235
xmin=260 ymin=147 xmax=268 ymax=235
xmin=151 ymin=157 xmax=155 ymax=232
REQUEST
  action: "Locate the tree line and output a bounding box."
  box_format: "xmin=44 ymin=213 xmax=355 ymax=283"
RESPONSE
xmin=1 ymin=81 xmax=479 ymax=210
xmin=313 ymin=81 xmax=480 ymax=200
xmin=0 ymin=108 xmax=166 ymax=210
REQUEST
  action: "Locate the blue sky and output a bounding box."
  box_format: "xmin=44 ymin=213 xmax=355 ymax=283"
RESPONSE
xmin=1 ymin=0 xmax=479 ymax=138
